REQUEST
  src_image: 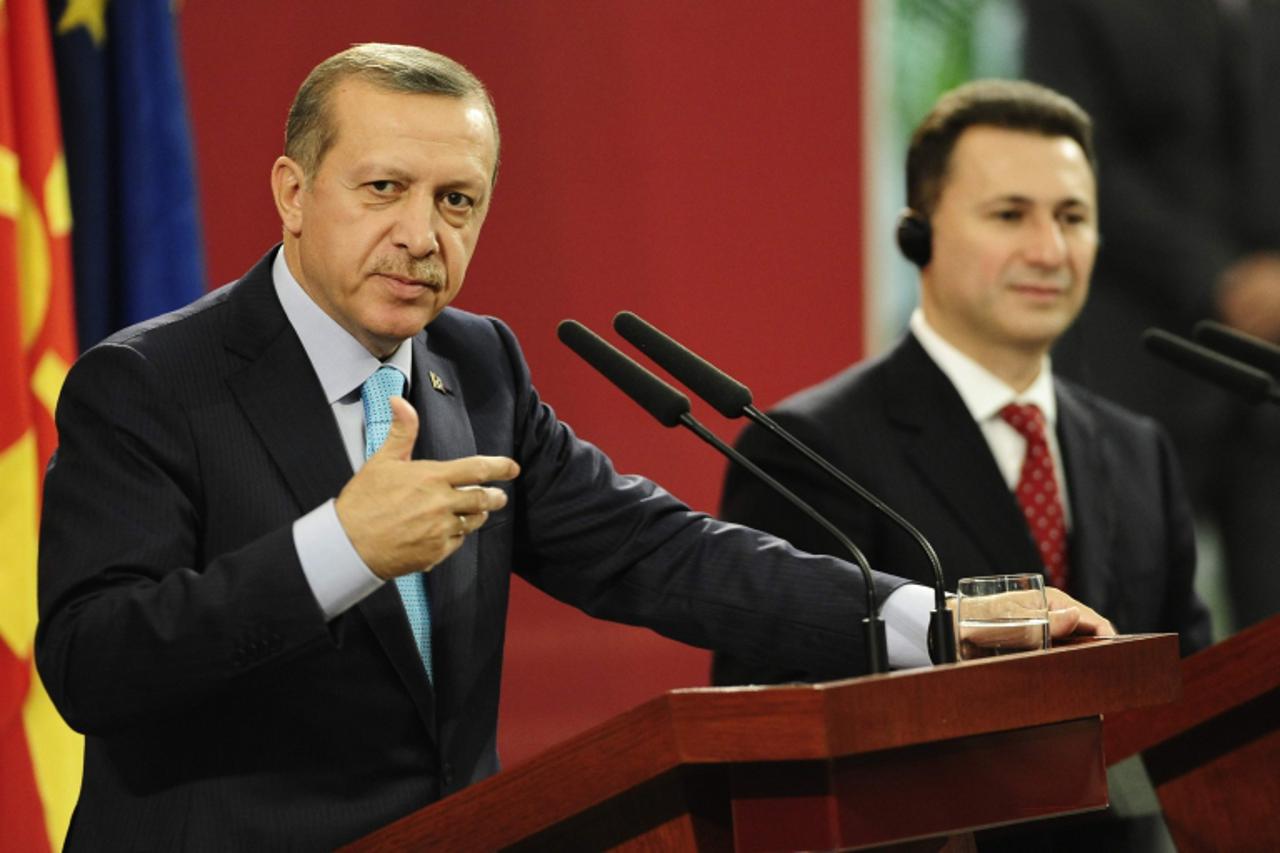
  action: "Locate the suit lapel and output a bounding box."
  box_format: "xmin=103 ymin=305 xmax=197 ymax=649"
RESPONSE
xmin=1056 ymin=382 xmax=1116 ymax=612
xmin=411 ymin=331 xmax=478 ymax=467
xmin=884 ymin=336 xmax=1043 ymax=583
xmin=223 ymin=252 xmax=352 ymax=513
xmin=408 ymin=333 xmax=479 ymax=716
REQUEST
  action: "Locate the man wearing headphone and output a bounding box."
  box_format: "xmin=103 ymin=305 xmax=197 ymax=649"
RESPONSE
xmin=711 ymin=76 xmax=1210 ymax=849
xmin=712 ymin=81 xmax=1210 ymax=693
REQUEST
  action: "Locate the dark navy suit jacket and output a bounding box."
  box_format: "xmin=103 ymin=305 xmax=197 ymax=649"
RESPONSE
xmin=714 ymin=333 xmax=1211 ymax=687
xmin=36 ymin=249 xmax=908 ymax=850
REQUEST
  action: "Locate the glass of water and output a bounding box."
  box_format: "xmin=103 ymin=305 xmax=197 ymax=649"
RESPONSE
xmin=955 ymin=574 xmax=1050 ymax=660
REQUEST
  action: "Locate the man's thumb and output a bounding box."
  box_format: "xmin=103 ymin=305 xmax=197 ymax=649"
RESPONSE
xmin=377 ymin=396 xmax=419 ymax=459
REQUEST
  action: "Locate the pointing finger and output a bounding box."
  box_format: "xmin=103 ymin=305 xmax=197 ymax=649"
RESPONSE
xmin=438 ymin=455 xmax=520 ymax=486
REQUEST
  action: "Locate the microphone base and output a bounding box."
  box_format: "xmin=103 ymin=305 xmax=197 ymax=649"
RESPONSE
xmin=863 ymin=617 xmax=889 ymax=674
xmin=928 ymin=608 xmax=957 ymax=664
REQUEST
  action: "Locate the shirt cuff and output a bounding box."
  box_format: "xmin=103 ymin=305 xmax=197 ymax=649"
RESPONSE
xmin=881 ymin=582 xmax=934 ymax=670
xmin=293 ymin=499 xmax=384 ymax=620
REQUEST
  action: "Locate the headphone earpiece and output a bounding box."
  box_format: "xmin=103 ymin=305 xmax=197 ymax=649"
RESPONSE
xmin=895 ymin=211 xmax=932 ymax=268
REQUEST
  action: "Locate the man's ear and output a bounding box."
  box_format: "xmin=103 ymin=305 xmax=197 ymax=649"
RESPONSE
xmin=271 ymin=156 xmax=306 ymax=236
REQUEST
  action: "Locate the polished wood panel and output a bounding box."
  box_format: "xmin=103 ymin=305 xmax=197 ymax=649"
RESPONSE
xmin=344 ymin=635 xmax=1179 ymax=852
xmin=1105 ymin=616 xmax=1280 ymax=761
xmin=731 ymin=719 xmax=1105 ymax=851
xmin=1104 ymin=615 xmax=1280 ymax=852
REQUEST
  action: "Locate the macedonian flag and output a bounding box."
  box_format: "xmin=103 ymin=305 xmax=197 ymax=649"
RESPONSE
xmin=0 ymin=0 xmax=83 ymax=848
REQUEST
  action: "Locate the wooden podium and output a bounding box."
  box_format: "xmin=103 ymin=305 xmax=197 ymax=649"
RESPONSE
xmin=1105 ymin=613 xmax=1280 ymax=852
xmin=344 ymin=635 xmax=1179 ymax=852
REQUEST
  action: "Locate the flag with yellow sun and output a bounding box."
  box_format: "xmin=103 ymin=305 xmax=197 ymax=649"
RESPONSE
xmin=1 ymin=0 xmax=83 ymax=849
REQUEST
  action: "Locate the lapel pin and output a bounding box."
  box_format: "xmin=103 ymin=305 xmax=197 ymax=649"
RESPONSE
xmin=429 ymin=370 xmax=451 ymax=395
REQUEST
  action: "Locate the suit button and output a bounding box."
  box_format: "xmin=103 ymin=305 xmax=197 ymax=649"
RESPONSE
xmin=442 ymin=764 xmax=455 ymax=787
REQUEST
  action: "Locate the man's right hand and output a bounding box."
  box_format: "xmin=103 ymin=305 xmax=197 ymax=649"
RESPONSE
xmin=1045 ymin=587 xmax=1116 ymax=639
xmin=335 ymin=396 xmax=519 ymax=580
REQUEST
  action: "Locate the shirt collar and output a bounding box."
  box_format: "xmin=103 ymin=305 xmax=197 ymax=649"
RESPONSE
xmin=272 ymin=249 xmax=412 ymax=403
xmin=909 ymin=308 xmax=1057 ymax=426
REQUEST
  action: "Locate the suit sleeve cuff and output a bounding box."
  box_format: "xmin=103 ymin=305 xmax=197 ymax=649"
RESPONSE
xmin=880 ymin=582 xmax=934 ymax=670
xmin=293 ymin=499 xmax=384 ymax=620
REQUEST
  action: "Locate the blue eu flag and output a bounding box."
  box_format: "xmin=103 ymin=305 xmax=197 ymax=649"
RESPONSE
xmin=48 ymin=0 xmax=206 ymax=349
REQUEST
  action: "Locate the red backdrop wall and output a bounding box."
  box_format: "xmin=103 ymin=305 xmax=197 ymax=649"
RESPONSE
xmin=179 ymin=0 xmax=865 ymax=767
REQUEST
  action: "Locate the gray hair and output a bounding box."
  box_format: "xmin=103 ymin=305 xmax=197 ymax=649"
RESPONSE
xmin=284 ymin=43 xmax=500 ymax=183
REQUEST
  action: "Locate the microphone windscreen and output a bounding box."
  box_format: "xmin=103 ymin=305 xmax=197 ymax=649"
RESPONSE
xmin=613 ymin=311 xmax=753 ymax=418
xmin=557 ymin=320 xmax=691 ymax=427
xmin=1143 ymin=328 xmax=1272 ymax=404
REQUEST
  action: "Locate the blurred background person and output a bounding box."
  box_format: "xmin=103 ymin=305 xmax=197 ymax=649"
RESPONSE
xmin=1022 ymin=0 xmax=1280 ymax=634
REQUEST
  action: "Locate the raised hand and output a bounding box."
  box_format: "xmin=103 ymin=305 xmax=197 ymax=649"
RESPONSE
xmin=335 ymin=396 xmax=519 ymax=579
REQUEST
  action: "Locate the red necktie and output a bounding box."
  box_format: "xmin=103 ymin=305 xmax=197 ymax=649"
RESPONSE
xmin=999 ymin=403 xmax=1068 ymax=589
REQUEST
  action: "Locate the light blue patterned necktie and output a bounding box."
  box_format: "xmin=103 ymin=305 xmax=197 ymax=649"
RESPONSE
xmin=361 ymin=365 xmax=434 ymax=683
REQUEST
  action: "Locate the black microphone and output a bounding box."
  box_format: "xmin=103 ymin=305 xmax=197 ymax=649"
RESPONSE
xmin=1142 ymin=328 xmax=1280 ymax=405
xmin=613 ymin=310 xmax=956 ymax=664
xmin=557 ymin=319 xmax=889 ymax=674
xmin=1192 ymin=320 xmax=1280 ymax=381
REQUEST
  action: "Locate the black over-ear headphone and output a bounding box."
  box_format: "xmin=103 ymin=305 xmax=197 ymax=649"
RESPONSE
xmin=895 ymin=210 xmax=932 ymax=268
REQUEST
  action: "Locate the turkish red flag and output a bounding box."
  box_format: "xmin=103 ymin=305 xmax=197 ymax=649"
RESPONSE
xmin=0 ymin=0 xmax=81 ymax=849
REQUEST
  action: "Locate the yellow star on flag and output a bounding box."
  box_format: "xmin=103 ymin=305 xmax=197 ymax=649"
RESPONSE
xmin=56 ymin=0 xmax=110 ymax=47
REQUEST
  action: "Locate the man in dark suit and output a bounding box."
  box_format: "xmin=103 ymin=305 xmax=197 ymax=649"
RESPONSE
xmin=714 ymin=79 xmax=1210 ymax=681
xmin=711 ymin=76 xmax=1208 ymax=845
xmin=712 ymin=77 xmax=1210 ymax=851
xmin=33 ymin=46 xmax=1115 ymax=850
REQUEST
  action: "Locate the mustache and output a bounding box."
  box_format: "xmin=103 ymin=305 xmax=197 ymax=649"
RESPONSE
xmin=369 ymin=257 xmax=447 ymax=287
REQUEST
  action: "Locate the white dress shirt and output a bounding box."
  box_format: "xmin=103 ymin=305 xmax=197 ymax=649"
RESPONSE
xmin=909 ymin=309 xmax=1073 ymax=527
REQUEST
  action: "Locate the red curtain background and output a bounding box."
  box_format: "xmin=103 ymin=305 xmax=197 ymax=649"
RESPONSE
xmin=179 ymin=0 xmax=865 ymax=766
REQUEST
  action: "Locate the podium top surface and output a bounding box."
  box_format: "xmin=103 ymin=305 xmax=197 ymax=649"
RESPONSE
xmin=664 ymin=633 xmax=1179 ymax=762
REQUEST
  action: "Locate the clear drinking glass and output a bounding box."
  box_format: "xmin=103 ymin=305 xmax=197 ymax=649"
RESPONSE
xmin=955 ymin=574 xmax=1051 ymax=660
